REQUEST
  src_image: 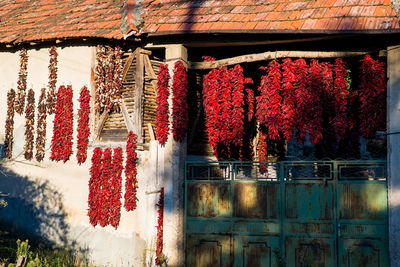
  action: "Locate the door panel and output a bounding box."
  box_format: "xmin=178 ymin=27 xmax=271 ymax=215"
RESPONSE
xmin=338 ymin=238 xmax=388 ymax=267
xmin=234 ymin=236 xmax=280 ymax=267
xmin=186 ymin=234 xmax=232 ymax=267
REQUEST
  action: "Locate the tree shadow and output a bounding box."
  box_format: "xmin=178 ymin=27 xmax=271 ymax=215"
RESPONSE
xmin=0 ymin=163 xmax=88 ymax=259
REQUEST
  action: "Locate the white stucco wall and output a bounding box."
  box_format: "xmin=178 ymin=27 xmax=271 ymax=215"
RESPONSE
xmin=0 ymin=46 xmax=160 ymax=266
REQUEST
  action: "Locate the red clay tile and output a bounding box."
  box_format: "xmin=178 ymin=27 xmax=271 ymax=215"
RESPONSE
xmin=243 ymin=21 xmax=257 ymax=30
xmin=254 ymin=21 xmax=269 ymax=30
xmin=375 ymin=6 xmax=390 ymax=17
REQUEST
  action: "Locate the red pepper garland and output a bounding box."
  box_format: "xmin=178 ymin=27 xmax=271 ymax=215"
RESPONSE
xmin=36 ymin=88 xmax=47 ymax=162
xmin=230 ymin=65 xmax=246 ymax=147
xmin=95 ymin=45 xmax=106 ymax=113
xmin=99 ymin=148 xmax=113 ymax=227
xmin=77 ymin=86 xmax=91 ymax=164
xmin=202 ymin=64 xmax=247 ymax=159
xmin=109 ymin=147 xmax=123 ymax=229
xmin=104 ymin=46 xmax=115 ymax=112
xmin=47 ymin=46 xmax=58 ymax=114
xmin=203 ymin=67 xmax=221 ymax=156
xmin=256 ymin=60 xmax=283 ymax=140
xmin=294 ymin=59 xmax=309 ymax=143
xmin=332 ymin=58 xmax=350 ymax=140
xmin=24 ymin=89 xmax=35 ymax=160
xmin=281 ymin=58 xmax=297 ymax=141
xmin=303 ymin=59 xmax=324 ymax=144
xmin=4 ymin=88 xmax=16 ymax=159
xmin=15 ymin=48 xmax=28 ymax=115
xmin=172 ymin=61 xmax=189 ymax=142
xmin=88 ymin=147 xmax=103 ymax=226
xmin=358 ymin=55 xmax=387 ymax=138
xmin=124 ymin=131 xmax=138 ymax=211
xmin=50 ymin=85 xmax=73 ymax=162
xmin=155 ymin=187 xmax=165 ymax=266
xmin=245 ymin=78 xmax=255 ymax=122
xmin=111 ymin=46 xmax=123 ymax=112
xmin=257 ymin=128 xmax=269 ymax=174
xmin=156 ymin=64 xmax=170 ymax=145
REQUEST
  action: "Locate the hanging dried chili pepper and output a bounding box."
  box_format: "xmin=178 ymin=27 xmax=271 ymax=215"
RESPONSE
xmin=77 ymin=86 xmax=91 ymax=164
xmin=88 ymin=147 xmax=103 ymax=226
xmin=281 ymin=58 xmax=297 ymax=141
xmin=4 ymin=88 xmax=16 ymax=159
xmin=124 ymin=131 xmax=138 ymax=211
xmin=47 ymin=46 xmax=58 ymax=114
xmin=155 ymin=187 xmax=165 ymax=266
xmin=359 ymin=55 xmax=386 ymax=138
xmin=15 ymin=48 xmax=28 ymax=115
xmin=24 ymin=89 xmax=35 ymax=160
xmin=36 ymin=88 xmax=47 ymax=162
xmin=331 ymin=58 xmax=350 ymax=140
xmin=50 ymin=85 xmax=73 ymax=162
xmin=156 ymin=64 xmax=170 ymax=145
xmin=172 ymin=60 xmax=189 ymax=142
xmin=109 ymin=147 xmax=123 ymax=229
xmin=256 ymin=60 xmax=283 ymax=140
xmin=293 ymin=59 xmax=309 ymax=143
xmin=99 ymin=147 xmax=112 ymax=227
xmin=95 ymin=45 xmax=106 ymax=114
xmin=257 ymin=128 xmax=268 ymax=174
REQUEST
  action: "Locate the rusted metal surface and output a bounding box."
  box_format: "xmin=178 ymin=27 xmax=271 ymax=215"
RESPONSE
xmin=234 ymin=182 xmax=279 ymax=219
xmin=187 ymin=182 xmax=231 ymax=217
xmin=185 ymin=161 xmax=388 ymax=267
xmin=186 ymin=234 xmax=232 ymax=267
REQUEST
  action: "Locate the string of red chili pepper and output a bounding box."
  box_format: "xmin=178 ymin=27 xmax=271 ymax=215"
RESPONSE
xmin=124 ymin=131 xmax=138 ymax=211
xmin=203 ymin=67 xmax=221 ymax=157
xmin=95 ymin=45 xmax=106 ymax=114
xmin=293 ymin=59 xmax=309 ymax=143
xmin=88 ymin=147 xmax=103 ymax=226
xmin=156 ymin=64 xmax=170 ymax=145
xmin=239 ymin=78 xmax=255 ymax=161
xmin=24 ymin=89 xmax=35 ymax=160
xmin=245 ymin=78 xmax=255 ymax=123
xmin=256 ymin=60 xmax=283 ymax=140
xmin=99 ymin=147 xmax=112 ymax=227
xmin=104 ymin=46 xmax=115 ymax=113
xmin=50 ymin=85 xmax=73 ymax=162
xmin=5 ymin=88 xmax=16 ymax=159
xmin=359 ymin=55 xmax=386 ymax=138
xmin=304 ymin=59 xmax=324 ymax=144
xmin=109 ymin=147 xmax=123 ymax=229
xmin=36 ymin=88 xmax=47 ymax=162
xmin=47 ymin=46 xmax=58 ymax=114
xmin=111 ymin=46 xmax=123 ymax=112
xmin=281 ymin=58 xmax=297 ymax=141
xmin=77 ymin=86 xmax=91 ymax=164
xmin=332 ymin=58 xmax=350 ymax=140
xmin=155 ymin=187 xmax=165 ymax=266
xmin=230 ymin=64 xmax=245 ymax=148
xmin=15 ymin=48 xmax=28 ymax=115
xmin=257 ymin=128 xmax=268 ymax=174
xmin=203 ymin=65 xmax=247 ymax=159
xmin=172 ymin=60 xmax=189 ymax=142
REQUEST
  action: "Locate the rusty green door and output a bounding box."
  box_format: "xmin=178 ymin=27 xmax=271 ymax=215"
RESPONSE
xmin=337 ymin=163 xmax=388 ymax=267
xmin=185 ymin=161 xmax=388 ymax=267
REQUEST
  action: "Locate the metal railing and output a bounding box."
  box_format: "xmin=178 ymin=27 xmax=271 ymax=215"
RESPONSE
xmin=186 ymin=160 xmax=387 ymax=181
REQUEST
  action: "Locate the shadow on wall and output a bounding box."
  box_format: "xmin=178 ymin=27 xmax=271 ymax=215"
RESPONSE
xmin=0 ymin=163 xmax=76 ymax=250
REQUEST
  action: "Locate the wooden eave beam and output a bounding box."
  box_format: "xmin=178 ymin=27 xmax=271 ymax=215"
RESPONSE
xmin=189 ymin=51 xmax=370 ymax=70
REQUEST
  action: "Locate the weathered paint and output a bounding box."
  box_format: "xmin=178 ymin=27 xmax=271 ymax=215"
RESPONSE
xmin=185 ymin=161 xmax=388 ymax=267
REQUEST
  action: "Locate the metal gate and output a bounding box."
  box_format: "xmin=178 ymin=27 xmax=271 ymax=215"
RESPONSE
xmin=184 ymin=160 xmax=388 ymax=267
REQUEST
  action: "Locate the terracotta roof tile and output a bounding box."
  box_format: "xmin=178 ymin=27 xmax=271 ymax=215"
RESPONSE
xmin=141 ymin=0 xmax=400 ymax=34
xmin=0 ymin=0 xmax=123 ymax=43
xmin=1 ymin=0 xmax=400 ymax=43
